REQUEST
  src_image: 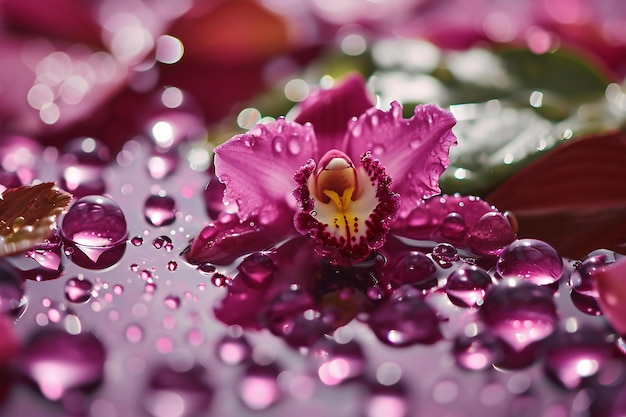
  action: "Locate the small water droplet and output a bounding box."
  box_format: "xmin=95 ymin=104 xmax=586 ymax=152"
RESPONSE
xmin=64 ymin=277 xmax=93 ymax=303
xmin=238 ymin=252 xmax=275 ymax=290
xmin=445 ymin=265 xmax=492 ymax=308
xmin=387 ymin=251 xmax=437 ymax=291
xmin=164 ymin=295 xmax=180 ymax=310
xmin=153 ymin=235 xmax=173 ymax=251
xmin=0 ymin=262 xmax=25 ymax=315
xmin=432 ymin=243 xmax=459 ymax=267
xmin=131 ymin=236 xmax=143 ymax=246
xmin=496 ymin=239 xmax=563 ymax=285
xmin=272 ymin=135 xmax=284 ymax=154
xmin=167 ymin=261 xmax=177 ymax=271
xmin=287 ymin=136 xmax=301 ymax=155
xmin=144 ymin=195 xmax=177 ymax=227
xmin=211 ymin=273 xmax=228 ymax=287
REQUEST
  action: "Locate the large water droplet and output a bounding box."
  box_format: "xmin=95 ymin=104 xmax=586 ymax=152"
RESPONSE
xmin=569 ymin=250 xmax=618 ymax=316
xmin=143 ymin=364 xmax=213 ymax=417
xmin=238 ymin=252 xmax=275 ymax=290
xmin=271 ymin=135 xmax=284 ymax=154
xmin=20 ymin=329 xmax=106 ymax=401
xmin=387 ymin=251 xmax=437 ymax=291
xmin=238 ymin=363 xmax=282 ymax=410
xmin=480 ymin=279 xmax=557 ymax=354
xmin=496 ymin=239 xmax=563 ymax=285
xmin=61 ymin=195 xmax=127 ymax=269
xmin=445 ymin=265 xmax=492 ymax=308
xmin=59 ymin=137 xmax=110 ymax=197
xmin=440 ymin=212 xmax=466 ymax=240
xmin=368 ymin=286 xmax=441 ymax=346
xmin=144 ymin=195 xmax=177 ymax=227
xmin=544 ymin=328 xmax=611 ymax=390
xmin=467 ymin=212 xmax=516 ymax=256
xmin=64 ymin=277 xmax=93 ymax=303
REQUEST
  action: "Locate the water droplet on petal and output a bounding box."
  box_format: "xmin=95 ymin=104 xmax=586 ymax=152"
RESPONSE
xmin=238 ymin=363 xmax=282 ymax=410
xmin=480 ymin=279 xmax=557 ymax=354
xmin=496 ymin=239 xmax=563 ymax=285
xmin=61 ymin=195 xmax=127 ymax=269
xmin=467 ymin=212 xmax=516 ymax=256
xmin=271 ymin=136 xmax=284 ymax=154
xmin=569 ymin=250 xmax=618 ymax=316
xmin=153 ymin=235 xmax=173 ymax=251
xmin=144 ymin=195 xmax=177 ymax=227
xmin=64 ymin=277 xmax=93 ymax=303
xmin=432 ymin=243 xmax=459 ymax=267
xmin=238 ymin=252 xmax=275 ymax=290
xmin=21 ymin=329 xmax=106 ymax=401
xmin=440 ymin=212 xmax=466 ymax=240
xmin=143 ymin=364 xmax=213 ymax=417
xmin=445 ymin=265 xmax=492 ymax=308
xmin=368 ymin=286 xmax=441 ymax=346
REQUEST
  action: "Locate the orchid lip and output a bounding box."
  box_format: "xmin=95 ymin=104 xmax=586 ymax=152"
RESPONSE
xmin=294 ymin=150 xmax=400 ymax=264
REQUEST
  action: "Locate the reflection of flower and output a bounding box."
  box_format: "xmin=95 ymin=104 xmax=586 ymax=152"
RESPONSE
xmin=186 ymin=74 xmax=457 ymax=265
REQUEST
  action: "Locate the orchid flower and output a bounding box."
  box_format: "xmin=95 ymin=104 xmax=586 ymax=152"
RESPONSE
xmin=186 ymin=74 xmax=457 ymax=265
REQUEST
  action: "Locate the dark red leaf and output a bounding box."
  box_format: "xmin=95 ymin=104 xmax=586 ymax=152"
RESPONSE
xmin=487 ymin=132 xmax=626 ymax=259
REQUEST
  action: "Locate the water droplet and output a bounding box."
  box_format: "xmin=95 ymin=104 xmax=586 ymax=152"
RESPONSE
xmin=496 ymin=239 xmax=563 ymax=285
xmin=311 ymin=339 xmax=365 ymax=386
xmin=0 ymin=262 xmax=26 ymax=315
xmin=131 ymin=236 xmax=143 ymax=246
xmin=238 ymin=363 xmax=282 ymax=410
xmin=453 ymin=332 xmax=501 ymax=370
xmin=64 ymin=277 xmax=93 ymax=303
xmin=569 ymin=250 xmax=618 ymax=316
xmin=153 ymin=235 xmax=174 ymax=251
xmin=432 ymin=243 xmax=459 ymax=267
xmin=167 ymin=261 xmax=177 ymax=271
xmin=164 ymin=295 xmax=180 ymax=310
xmin=211 ymin=273 xmax=228 ymax=287
xmin=143 ymin=364 xmax=213 ymax=417
xmin=61 ymin=195 xmax=127 ymax=269
xmin=368 ymin=286 xmax=441 ymax=346
xmin=440 ymin=212 xmax=466 ymax=240
xmin=480 ymin=279 xmax=557 ymax=353
xmin=144 ymin=195 xmax=177 ymax=227
xmin=445 ymin=265 xmax=492 ymax=308
xmin=287 ymin=136 xmax=301 ymax=155
xmin=271 ymin=135 xmax=284 ymax=154
xmin=544 ymin=328 xmax=611 ymax=389
xmin=238 ymin=252 xmax=275 ymax=290
xmin=21 ymin=329 xmax=106 ymax=400
xmin=216 ymin=334 xmax=252 ymax=365
xmin=467 ymin=212 xmax=516 ymax=256
xmin=387 ymin=251 xmax=437 ymax=291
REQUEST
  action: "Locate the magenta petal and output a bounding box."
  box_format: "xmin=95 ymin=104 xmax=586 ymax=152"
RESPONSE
xmin=593 ymin=258 xmax=626 ymax=334
xmin=214 ymin=118 xmax=316 ymax=222
xmin=184 ymin=213 xmax=294 ymax=265
xmin=295 ymin=73 xmax=374 ymax=157
xmin=346 ymin=102 xmax=457 ymax=216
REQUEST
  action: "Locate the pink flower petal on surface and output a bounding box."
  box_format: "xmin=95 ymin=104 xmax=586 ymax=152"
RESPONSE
xmin=295 ymin=74 xmax=374 ymax=156
xmin=593 ymin=257 xmax=626 ymax=334
xmin=184 ymin=213 xmax=294 ymax=265
xmin=346 ymin=102 xmax=457 ymax=216
xmin=214 ymin=118 xmax=316 ymax=222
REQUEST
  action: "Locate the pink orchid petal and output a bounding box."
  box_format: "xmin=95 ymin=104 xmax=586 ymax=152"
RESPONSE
xmin=391 ymin=194 xmax=498 ymax=247
xmin=184 ymin=213 xmax=294 ymax=265
xmin=295 ymin=73 xmax=374 ymax=157
xmin=214 ymin=118 xmax=316 ymax=222
xmin=593 ymin=257 xmax=626 ymax=334
xmin=346 ymin=102 xmax=457 ymax=216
